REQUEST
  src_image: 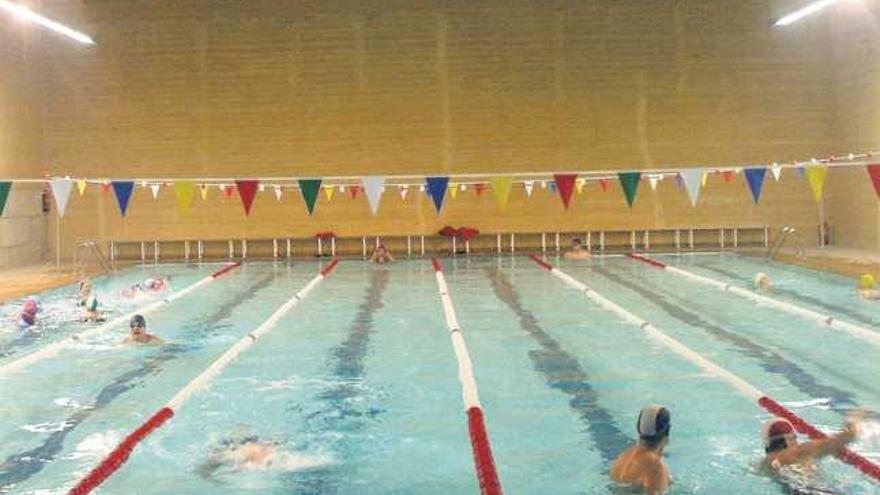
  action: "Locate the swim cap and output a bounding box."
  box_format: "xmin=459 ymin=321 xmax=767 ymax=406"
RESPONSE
xmin=637 ymin=404 xmax=671 ymax=439
xmin=754 ymin=272 xmax=769 ymax=287
xmin=23 ymin=299 xmax=38 ymax=315
xmin=762 ymin=418 xmax=796 ymax=451
xmin=859 ymin=274 xmax=875 ymax=290
xmin=130 ymin=314 xmax=146 ymax=328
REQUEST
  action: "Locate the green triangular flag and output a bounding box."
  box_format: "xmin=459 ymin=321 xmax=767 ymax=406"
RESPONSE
xmin=618 ymin=172 xmax=641 ymax=208
xmin=0 ymin=182 xmax=11 ymax=216
xmin=299 ymin=179 xmax=322 ymax=215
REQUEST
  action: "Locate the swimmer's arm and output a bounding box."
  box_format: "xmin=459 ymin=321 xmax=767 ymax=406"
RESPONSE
xmin=784 ymin=428 xmax=856 ymax=463
xmin=150 ymin=335 xmax=166 ymax=345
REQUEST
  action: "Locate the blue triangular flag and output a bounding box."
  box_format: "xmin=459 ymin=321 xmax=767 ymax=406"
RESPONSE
xmin=112 ymin=181 xmax=135 ymax=216
xmin=744 ymin=167 xmax=767 ymax=203
xmin=425 ymin=177 xmax=449 ymax=213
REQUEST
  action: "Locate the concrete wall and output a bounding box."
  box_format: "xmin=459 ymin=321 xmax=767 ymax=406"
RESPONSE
xmin=16 ymin=1 xmax=848 ymax=258
xmin=0 ymin=8 xmax=46 ymax=268
xmin=828 ymin=2 xmax=880 ymax=250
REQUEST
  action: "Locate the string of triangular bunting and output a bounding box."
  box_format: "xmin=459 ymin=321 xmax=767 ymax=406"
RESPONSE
xmin=4 ymin=154 xmax=880 ymax=218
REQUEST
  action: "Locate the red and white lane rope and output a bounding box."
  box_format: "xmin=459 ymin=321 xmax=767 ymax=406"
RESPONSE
xmin=626 ymin=253 xmax=880 ymax=347
xmin=67 ymin=258 xmax=339 ymax=495
xmin=530 ymin=254 xmax=880 ymax=484
xmin=0 ymin=262 xmax=242 ymax=378
xmin=431 ymin=257 xmax=503 ymax=495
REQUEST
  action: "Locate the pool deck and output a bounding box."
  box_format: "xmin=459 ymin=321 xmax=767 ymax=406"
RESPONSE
xmin=751 ymin=246 xmax=880 ymax=279
xmin=0 ymin=264 xmax=79 ymax=304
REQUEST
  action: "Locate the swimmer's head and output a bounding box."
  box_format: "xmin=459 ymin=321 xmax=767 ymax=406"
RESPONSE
xmin=763 ymin=418 xmax=797 ymax=454
xmin=130 ymin=314 xmax=146 ymax=334
xmin=637 ymin=404 xmax=671 ymax=449
xmin=754 ymin=272 xmax=770 ymax=289
xmin=859 ymin=274 xmax=875 ymax=290
xmin=571 ymin=238 xmax=583 ymax=248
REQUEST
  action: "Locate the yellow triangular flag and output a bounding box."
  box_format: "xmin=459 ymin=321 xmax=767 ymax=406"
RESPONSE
xmin=323 ymin=184 xmax=335 ymax=201
xmin=806 ymin=165 xmax=828 ymax=202
xmin=199 ymin=184 xmax=209 ymax=200
xmin=701 ymin=172 xmax=708 ymax=187
xmin=76 ymin=180 xmax=87 ymax=195
xmin=575 ymin=178 xmax=586 ymax=194
xmin=174 ymin=181 xmax=197 ymax=213
xmin=490 ymin=176 xmax=513 ymax=207
xmin=449 ymin=183 xmax=458 ymax=199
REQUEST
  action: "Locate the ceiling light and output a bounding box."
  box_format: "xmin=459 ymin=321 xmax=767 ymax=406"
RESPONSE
xmin=775 ymin=0 xmax=841 ymax=27
xmin=0 ymin=0 xmax=94 ymax=44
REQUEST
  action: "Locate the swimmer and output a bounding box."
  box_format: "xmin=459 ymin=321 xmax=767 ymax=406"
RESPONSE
xmin=610 ymin=404 xmax=671 ymax=495
xmin=197 ymin=436 xmax=329 ymax=479
xmin=77 ymin=277 xmax=93 ymax=306
xmin=144 ymin=276 xmax=169 ymax=292
xmin=198 ymin=436 xmax=278 ymax=477
xmin=121 ymin=283 xmax=145 ymax=298
xmin=754 ymin=272 xmax=771 ymax=292
xmin=564 ymin=238 xmax=591 ymax=260
xmin=17 ymin=298 xmax=40 ymax=329
xmin=123 ymin=314 xmax=164 ymax=345
xmin=82 ymin=293 xmax=104 ymax=322
xmin=370 ymin=244 xmax=395 ymax=264
xmin=857 ymin=274 xmax=879 ymax=300
xmin=763 ymin=407 xmax=867 ymax=472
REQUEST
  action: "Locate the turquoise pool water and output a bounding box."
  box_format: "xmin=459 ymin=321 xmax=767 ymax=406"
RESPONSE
xmin=0 ymin=255 xmax=877 ymax=494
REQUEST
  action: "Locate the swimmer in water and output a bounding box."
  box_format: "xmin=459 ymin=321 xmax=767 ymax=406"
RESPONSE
xmin=564 ymin=238 xmax=591 ymax=260
xmin=857 ymin=274 xmax=879 ymax=300
xmin=610 ymin=404 xmax=671 ymax=495
xmin=123 ymin=314 xmax=164 ymax=345
xmin=763 ymin=408 xmax=867 ymax=473
xmin=754 ymin=272 xmax=771 ymax=292
xmin=197 ymin=436 xmax=330 ymax=480
xmin=198 ymin=436 xmax=278 ymax=478
xmin=17 ymin=298 xmax=40 ymax=329
xmin=122 ymin=276 xmax=169 ymax=298
xmin=82 ymin=293 xmax=104 ymax=322
xmin=370 ymin=244 xmax=395 ymax=264
xmin=77 ymin=277 xmax=93 ymax=306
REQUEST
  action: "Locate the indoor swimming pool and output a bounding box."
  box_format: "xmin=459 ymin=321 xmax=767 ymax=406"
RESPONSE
xmin=0 ymin=254 xmax=877 ymax=494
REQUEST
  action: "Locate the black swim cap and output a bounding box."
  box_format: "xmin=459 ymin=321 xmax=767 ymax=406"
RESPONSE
xmin=130 ymin=314 xmax=146 ymax=328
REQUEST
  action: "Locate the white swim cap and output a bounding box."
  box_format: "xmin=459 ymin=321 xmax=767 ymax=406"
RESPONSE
xmin=754 ymin=272 xmax=769 ymax=286
xmin=637 ymin=404 xmax=671 ymax=438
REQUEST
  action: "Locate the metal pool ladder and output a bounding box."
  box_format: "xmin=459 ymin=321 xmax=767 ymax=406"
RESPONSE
xmin=765 ymin=227 xmax=806 ymax=260
xmin=74 ymin=241 xmax=114 ymax=273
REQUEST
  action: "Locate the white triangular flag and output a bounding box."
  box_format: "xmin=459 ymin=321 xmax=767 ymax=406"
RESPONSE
xmin=399 ymin=185 xmax=409 ymax=200
xmin=274 ymin=186 xmax=282 ymax=201
xmin=150 ymin=184 xmax=160 ymax=199
xmin=771 ymin=163 xmax=782 ymax=181
xmin=361 ymin=176 xmax=385 ymax=215
xmin=680 ymin=168 xmax=704 ymax=207
xmin=648 ymin=175 xmax=660 ymax=191
xmin=540 ymin=180 xmax=548 ymax=189
xmin=418 ymin=184 xmax=425 ymax=192
xmin=50 ymin=179 xmax=74 ymax=218
xmin=258 ymin=183 xmax=266 ymax=192
xmin=524 ymin=180 xmax=534 ymax=197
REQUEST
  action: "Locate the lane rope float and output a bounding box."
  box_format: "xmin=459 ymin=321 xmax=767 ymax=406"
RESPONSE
xmin=530 ymin=254 xmax=880 ymax=484
xmin=0 ymin=262 xmax=243 ymax=377
xmin=67 ymin=258 xmax=339 ymax=495
xmin=626 ymin=253 xmax=880 ymax=347
xmin=431 ymin=257 xmax=503 ymax=495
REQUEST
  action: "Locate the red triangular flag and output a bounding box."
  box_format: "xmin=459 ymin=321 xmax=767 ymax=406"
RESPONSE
xmin=721 ymin=170 xmax=735 ymax=183
xmin=599 ymin=178 xmax=609 ymax=192
xmin=101 ymin=182 xmax=111 ymax=194
xmin=349 ymin=185 xmax=362 ymax=199
xmin=236 ymin=180 xmax=259 ymax=215
xmin=224 ymin=185 xmax=235 ymax=198
xmin=868 ymin=164 xmax=880 ymax=198
xmin=474 ymin=183 xmax=489 ymax=196
xmin=554 ymin=174 xmax=577 ymax=209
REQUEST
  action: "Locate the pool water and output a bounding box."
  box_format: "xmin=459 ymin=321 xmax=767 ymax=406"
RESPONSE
xmin=0 ymin=255 xmax=877 ymax=494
